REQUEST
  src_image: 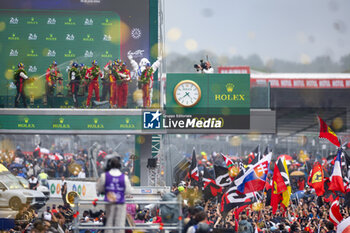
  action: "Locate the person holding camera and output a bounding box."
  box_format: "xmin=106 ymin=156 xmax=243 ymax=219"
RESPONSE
xmin=194 ymin=60 xmax=214 ymax=74
xmin=96 ymin=156 xmax=133 ymax=233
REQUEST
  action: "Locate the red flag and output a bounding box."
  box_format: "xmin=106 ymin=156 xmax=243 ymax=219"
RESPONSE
xmin=221 ymin=154 xmax=235 ymax=180
xmin=329 ymin=198 xmax=343 ymax=226
xmin=307 ymin=162 xmax=325 ymax=196
xmin=34 ymin=145 xmax=41 ymax=157
xmin=202 ymin=166 xmax=222 ymax=200
xmin=234 ymin=205 xmax=248 ymax=232
xmin=248 ymin=145 xmax=260 ymax=164
xmin=318 ymin=116 xmax=341 ymax=147
xmin=271 ymin=158 xmax=291 ymax=214
xmin=324 ymin=180 xmax=336 ymax=203
xmin=329 ymin=150 xmax=345 ymax=193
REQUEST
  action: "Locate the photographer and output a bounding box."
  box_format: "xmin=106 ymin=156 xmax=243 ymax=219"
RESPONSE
xmin=194 ymin=60 xmax=214 ymax=74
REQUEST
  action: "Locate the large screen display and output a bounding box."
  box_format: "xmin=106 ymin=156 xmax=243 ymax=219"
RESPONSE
xmin=0 ymin=0 xmax=155 ymax=107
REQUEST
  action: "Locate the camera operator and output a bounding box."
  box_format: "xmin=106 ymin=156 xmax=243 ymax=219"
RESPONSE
xmin=194 ymin=60 xmax=214 ymax=74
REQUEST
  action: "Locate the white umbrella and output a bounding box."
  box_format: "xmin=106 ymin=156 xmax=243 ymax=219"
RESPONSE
xmin=40 ymin=148 xmax=50 ymax=154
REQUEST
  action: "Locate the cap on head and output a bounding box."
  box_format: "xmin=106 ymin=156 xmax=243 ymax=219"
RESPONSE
xmin=52 ymin=61 xmax=57 ymax=66
xmin=92 ymin=60 xmax=98 ymax=65
xmin=145 ymin=62 xmax=151 ymax=67
xmin=80 ymin=63 xmax=85 ymax=67
xmin=72 ymin=62 xmax=78 ymax=68
xmin=18 ymin=63 xmax=24 ymax=68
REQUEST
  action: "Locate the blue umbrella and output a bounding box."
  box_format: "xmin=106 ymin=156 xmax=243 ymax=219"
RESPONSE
xmin=9 ymin=163 xmax=23 ymax=169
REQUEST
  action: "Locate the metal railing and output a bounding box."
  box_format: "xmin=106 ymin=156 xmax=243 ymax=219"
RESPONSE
xmin=72 ymin=197 xmax=183 ymax=232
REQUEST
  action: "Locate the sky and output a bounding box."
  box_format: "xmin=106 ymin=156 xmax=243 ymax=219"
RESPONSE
xmin=164 ymin=0 xmax=350 ymax=64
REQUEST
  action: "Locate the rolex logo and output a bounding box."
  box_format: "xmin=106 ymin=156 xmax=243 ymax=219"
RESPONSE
xmin=226 ymin=83 xmax=234 ymax=93
xmin=125 ymin=118 xmax=130 ymax=124
xmin=88 ymin=118 xmax=104 ymax=128
xmin=24 ymin=117 xmax=29 ymax=123
xmin=59 ymin=117 xmax=64 ymax=124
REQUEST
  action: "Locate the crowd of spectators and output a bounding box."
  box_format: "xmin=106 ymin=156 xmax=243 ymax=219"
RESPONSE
xmin=4 ymin=147 xmax=350 ymax=232
xmin=176 ymin=189 xmax=349 ymax=233
xmin=1 ymin=146 xmax=133 ymax=180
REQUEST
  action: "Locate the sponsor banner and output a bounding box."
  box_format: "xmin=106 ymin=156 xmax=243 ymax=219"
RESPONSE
xmin=48 ymin=180 xmax=97 ymax=199
xmin=0 ymin=115 xmax=140 ymax=130
xmin=218 ymin=66 xmax=251 ymax=74
xmin=48 ymin=180 xmax=170 ymax=200
xmin=251 ymin=78 xmax=350 ymax=89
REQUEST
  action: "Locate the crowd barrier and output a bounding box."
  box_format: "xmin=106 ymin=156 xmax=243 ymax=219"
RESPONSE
xmin=71 ymin=197 xmax=182 ymax=233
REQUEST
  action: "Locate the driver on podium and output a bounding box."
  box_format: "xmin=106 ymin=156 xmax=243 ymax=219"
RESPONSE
xmin=97 ymin=157 xmax=132 ymax=233
xmin=85 ymin=60 xmax=102 ymax=108
xmin=14 ymin=62 xmax=29 ymax=108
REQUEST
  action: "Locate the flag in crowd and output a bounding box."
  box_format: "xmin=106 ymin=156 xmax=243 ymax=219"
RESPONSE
xmin=248 ymin=145 xmax=260 ymax=164
xmin=184 ymin=139 xmax=350 ymax=225
xmin=234 ymin=152 xmax=271 ymax=194
xmin=329 ymin=198 xmax=343 ymax=226
xmin=220 ymin=185 xmax=261 ymax=213
xmin=189 ymin=147 xmax=200 ymax=187
xmin=329 ymin=149 xmax=346 ymax=193
xmin=202 ymin=166 xmax=222 ymax=201
xmin=307 ymin=161 xmax=325 ymax=196
xmin=318 ymin=115 xmax=341 ymax=147
xmin=221 ymin=153 xmax=236 ymax=180
xmin=214 ymin=165 xmax=232 ymax=188
xmin=271 ymin=157 xmax=291 ymax=214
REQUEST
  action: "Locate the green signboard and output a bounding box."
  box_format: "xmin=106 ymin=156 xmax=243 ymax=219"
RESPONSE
xmin=0 ymin=9 xmax=120 ymax=98
xmin=165 ymin=73 xmax=250 ymax=129
xmin=0 ymin=114 xmax=140 ymax=131
xmin=166 ymin=73 xmax=250 ymax=115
